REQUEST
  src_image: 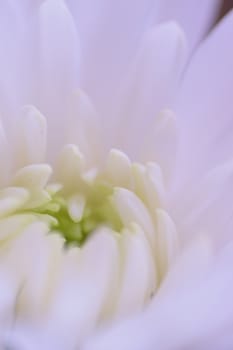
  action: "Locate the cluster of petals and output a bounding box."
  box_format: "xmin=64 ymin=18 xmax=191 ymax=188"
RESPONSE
xmin=0 ymin=1 xmax=233 ymax=349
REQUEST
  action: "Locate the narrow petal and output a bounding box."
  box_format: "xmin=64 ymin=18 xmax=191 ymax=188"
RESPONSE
xmin=139 ymin=110 xmax=177 ymax=179
xmin=67 ymin=0 xmax=158 ymax=111
xmin=65 ymin=90 xmax=103 ymax=164
xmin=14 ymin=106 xmax=47 ymax=167
xmin=173 ymin=160 xmax=233 ymax=245
xmin=0 ymin=121 xmax=11 ymax=186
xmin=56 ymin=144 xmax=85 ymax=192
xmin=0 ymin=270 xmax=18 ymax=329
xmin=111 ymin=188 xmax=156 ymax=249
xmin=115 ymin=224 xmax=156 ymax=319
xmin=44 ymin=229 xmax=119 ymax=348
xmin=112 ymin=22 xmax=186 ymax=158
xmin=82 ymin=237 xmax=233 ymax=349
xmin=36 ymin=0 xmax=80 ymax=156
xmin=155 ymin=209 xmax=178 ymax=280
xmin=105 ymin=149 xmax=132 ymax=188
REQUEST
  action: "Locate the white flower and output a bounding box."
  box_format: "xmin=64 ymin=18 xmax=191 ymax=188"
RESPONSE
xmin=0 ymin=1 xmax=232 ymax=349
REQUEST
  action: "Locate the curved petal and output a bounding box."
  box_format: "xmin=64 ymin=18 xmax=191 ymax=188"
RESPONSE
xmin=107 ymin=22 xmax=186 ymax=158
xmin=0 ymin=2 xmax=44 ymax=125
xmin=174 ymin=10 xmax=233 ymax=190
xmin=0 ymin=1 xmax=81 ymax=160
xmin=157 ymin=0 xmax=221 ymax=55
xmin=66 ymin=0 xmax=159 ymax=109
xmin=0 ymin=3 xmax=28 ymax=122
xmin=115 ymin=224 xmax=156 ymax=319
xmin=172 ymin=159 xmax=233 ymax=247
xmin=67 ymin=0 xmax=219 ymax=103
xmin=35 ymin=0 xmax=80 ymax=157
xmin=81 ymin=238 xmax=233 ymax=350
xmin=43 ymin=229 xmax=119 ymax=348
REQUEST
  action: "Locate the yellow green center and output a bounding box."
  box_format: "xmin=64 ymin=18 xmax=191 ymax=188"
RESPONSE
xmin=37 ymin=183 xmax=123 ymax=246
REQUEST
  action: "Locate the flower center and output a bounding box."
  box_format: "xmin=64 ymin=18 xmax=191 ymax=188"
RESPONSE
xmin=37 ymin=183 xmax=123 ymax=247
xmin=0 ymin=144 xmax=179 ymax=340
xmin=0 ymin=145 xmax=178 ymax=274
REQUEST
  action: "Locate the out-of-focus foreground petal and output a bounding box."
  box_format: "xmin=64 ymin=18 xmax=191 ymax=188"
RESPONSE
xmin=66 ymin=0 xmax=219 ymax=125
xmin=0 ymin=0 xmax=80 ymax=158
xmin=175 ymin=10 xmax=233 ymax=184
xmin=170 ymin=10 xmax=233 ymax=244
xmin=157 ymin=0 xmax=221 ymax=54
xmin=81 ymin=238 xmax=233 ymax=350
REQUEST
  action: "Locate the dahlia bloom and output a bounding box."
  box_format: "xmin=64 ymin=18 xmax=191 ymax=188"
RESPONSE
xmin=0 ymin=0 xmax=232 ymax=349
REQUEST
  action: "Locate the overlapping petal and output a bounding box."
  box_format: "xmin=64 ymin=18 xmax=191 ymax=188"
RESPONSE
xmin=0 ymin=1 xmax=231 ymax=350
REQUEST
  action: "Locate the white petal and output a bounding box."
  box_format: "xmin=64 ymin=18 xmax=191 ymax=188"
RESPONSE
xmin=81 ymin=236 xmax=219 ymax=350
xmin=115 ymin=223 xmax=156 ymax=319
xmin=67 ymin=0 xmax=159 ymax=112
xmin=0 ymin=121 xmax=11 ymax=186
xmin=0 ymin=214 xmax=35 ymax=243
xmin=0 ymin=270 xmax=18 ymax=329
xmin=112 ymin=22 xmax=186 ymax=158
xmin=56 ymin=144 xmax=85 ymax=192
xmin=36 ymin=0 xmax=80 ymax=157
xmin=139 ymin=109 xmax=177 ymax=179
xmin=65 ymin=90 xmax=103 ymax=164
xmin=155 ymin=209 xmax=178 ymax=280
xmin=0 ymin=3 xmax=28 ymax=120
xmin=3 ymin=324 xmax=63 ymax=350
xmin=0 ymin=221 xmax=64 ymax=320
xmin=132 ymin=162 xmax=165 ymax=212
xmin=12 ymin=164 xmax=52 ymax=209
xmin=105 ymin=149 xmax=132 ymax=188
xmin=111 ymin=188 xmax=156 ymax=249
xmin=38 ymin=0 xmax=80 ymax=94
xmin=13 ymin=164 xmax=52 ymax=190
xmin=45 ymin=228 xmax=119 ymax=348
xmin=14 ymin=106 xmax=47 ymax=167
xmin=67 ymin=194 xmax=86 ymax=222
xmin=175 ymin=10 xmax=233 ymax=189
xmin=174 ymin=160 xmax=233 ymax=245
xmin=0 ymin=187 xmax=29 ymax=219
xmin=157 ymin=0 xmax=220 ymax=54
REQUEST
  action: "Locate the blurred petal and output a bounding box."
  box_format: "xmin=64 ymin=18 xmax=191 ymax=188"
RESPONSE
xmin=0 ymin=121 xmax=11 ymax=186
xmin=157 ymin=0 xmax=220 ymax=54
xmin=173 ymin=160 xmax=233 ymax=245
xmin=65 ymin=90 xmax=103 ymax=164
xmin=44 ymin=229 xmax=119 ymax=348
xmin=82 ymin=237 xmax=233 ymax=349
xmin=36 ymin=0 xmax=80 ymax=156
xmin=67 ymin=0 xmax=158 ymax=109
xmin=14 ymin=106 xmax=47 ymax=168
xmin=139 ymin=109 xmax=177 ymax=177
xmin=115 ymin=224 xmax=156 ymax=319
xmin=109 ymin=22 xmax=186 ymax=157
xmin=175 ymin=10 xmax=233 ymax=188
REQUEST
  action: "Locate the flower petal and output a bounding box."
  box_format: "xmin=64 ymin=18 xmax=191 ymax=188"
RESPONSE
xmin=65 ymin=90 xmax=103 ymax=164
xmin=36 ymin=0 xmax=80 ymax=156
xmin=173 ymin=160 xmax=233 ymax=245
xmin=175 ymin=10 xmax=233 ymax=188
xmin=157 ymin=0 xmax=220 ymax=54
xmin=111 ymin=22 xmax=186 ymax=158
xmin=0 ymin=121 xmax=11 ymax=186
xmin=44 ymin=228 xmax=119 ymax=348
xmin=14 ymin=106 xmax=47 ymax=167
xmin=67 ymin=0 xmax=159 ymax=110
xmin=115 ymin=224 xmax=156 ymax=319
xmin=81 ymin=237 xmax=233 ymax=349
